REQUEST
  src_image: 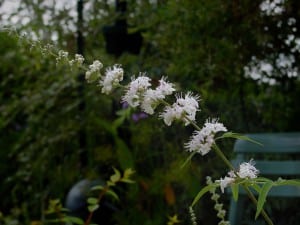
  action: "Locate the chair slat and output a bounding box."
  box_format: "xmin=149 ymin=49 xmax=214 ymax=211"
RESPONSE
xmin=234 ymin=132 xmax=300 ymax=154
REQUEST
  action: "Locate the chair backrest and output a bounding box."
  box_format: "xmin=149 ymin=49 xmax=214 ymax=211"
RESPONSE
xmin=232 ymin=132 xmax=300 ymax=197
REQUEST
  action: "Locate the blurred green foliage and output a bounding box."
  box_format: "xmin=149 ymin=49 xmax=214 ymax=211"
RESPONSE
xmin=0 ymin=0 xmax=300 ymax=224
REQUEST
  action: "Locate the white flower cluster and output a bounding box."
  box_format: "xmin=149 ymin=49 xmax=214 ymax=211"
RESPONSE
xmin=85 ymin=61 xmax=125 ymax=94
xmin=237 ymin=159 xmax=259 ymax=179
xmin=84 ymin=61 xmax=227 ymax=156
xmin=100 ymin=65 xmax=124 ymax=94
xmin=122 ymin=74 xmax=177 ymax=116
xmin=160 ymin=92 xmax=200 ymax=126
xmin=85 ymin=60 xmax=103 ymax=83
xmin=189 ymin=207 xmax=198 ymax=225
xmin=141 ymin=77 xmax=175 ymax=115
xmin=84 ymin=60 xmax=229 ymax=165
xmin=69 ymin=54 xmax=84 ymax=67
xmin=219 ymin=159 xmax=259 ymax=193
xmin=55 ymin=50 xmax=84 ymax=69
xmin=185 ymin=119 xmax=227 ymax=155
xmin=56 ymin=50 xmax=69 ymax=65
xmin=122 ymin=74 xmax=152 ymax=107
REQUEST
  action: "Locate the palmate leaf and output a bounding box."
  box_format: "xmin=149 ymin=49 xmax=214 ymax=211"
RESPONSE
xmin=255 ymin=180 xmax=274 ymax=219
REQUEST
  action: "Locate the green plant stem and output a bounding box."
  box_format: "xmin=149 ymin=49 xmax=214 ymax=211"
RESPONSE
xmin=212 ymin=144 xmax=235 ymax=171
xmin=243 ymin=185 xmax=274 ymax=225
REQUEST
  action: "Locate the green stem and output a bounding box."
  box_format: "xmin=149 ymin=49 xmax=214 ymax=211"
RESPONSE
xmin=212 ymin=144 xmax=235 ymax=171
xmin=242 ymin=185 xmax=274 ymax=225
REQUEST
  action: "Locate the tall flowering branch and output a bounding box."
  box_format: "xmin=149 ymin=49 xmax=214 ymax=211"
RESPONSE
xmin=3 ymin=29 xmax=282 ymax=225
xmin=80 ymin=58 xmax=275 ymax=225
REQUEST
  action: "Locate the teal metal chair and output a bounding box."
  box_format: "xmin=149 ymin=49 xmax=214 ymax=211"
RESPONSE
xmin=228 ymin=132 xmax=300 ymax=225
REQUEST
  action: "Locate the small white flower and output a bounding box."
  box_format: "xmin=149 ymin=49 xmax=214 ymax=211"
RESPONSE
xmin=58 ymin=50 xmax=68 ymax=59
xmin=141 ymin=89 xmax=159 ymax=114
xmin=160 ymin=92 xmax=200 ymax=126
xmin=69 ymin=54 xmax=84 ymax=67
xmin=160 ymin=105 xmax=178 ymax=126
xmin=238 ymin=159 xmax=259 ymax=179
xmin=141 ymin=77 xmax=175 ymax=114
xmin=156 ymin=77 xmax=175 ymax=96
xmin=218 ymin=160 xmax=259 ymax=193
xmin=56 ymin=50 xmax=69 ymax=65
xmin=85 ymin=60 xmax=103 ymax=83
xmin=203 ymin=118 xmax=228 ymax=134
xmin=176 ymin=92 xmax=199 ymax=125
xmin=219 ymin=176 xmax=235 ymax=193
xmin=100 ymin=64 xmax=124 ymax=94
xmin=184 ymin=119 xmax=227 ymax=155
xmin=217 ymin=209 xmax=226 ymax=219
xmin=122 ymin=74 xmax=151 ymax=107
xmin=75 ymin=54 xmax=84 ymax=65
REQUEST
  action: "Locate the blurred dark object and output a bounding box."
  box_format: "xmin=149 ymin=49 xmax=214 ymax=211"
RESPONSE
xmin=65 ymin=179 xmax=118 ymax=224
xmin=103 ymin=0 xmax=143 ymax=57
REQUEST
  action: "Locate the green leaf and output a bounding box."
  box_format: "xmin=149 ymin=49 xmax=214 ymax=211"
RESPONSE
xmin=64 ymin=216 xmax=84 ymax=225
xmin=123 ymin=168 xmax=135 ymax=179
xmin=251 ymin=183 xmax=262 ymax=194
xmin=90 ymin=185 xmax=104 ymax=191
xmin=218 ymin=132 xmax=262 ymax=146
xmin=115 ymin=138 xmax=134 ymax=169
xmin=180 ymin=152 xmax=197 ymax=169
xmin=231 ymin=183 xmax=239 ymax=201
xmin=87 ymin=197 xmax=98 ymax=205
xmin=191 ymin=183 xmax=217 ymax=207
xmin=120 ymin=178 xmax=135 ymax=184
xmin=110 ymin=167 xmax=121 ymax=183
xmin=106 ymin=181 xmax=115 ymax=186
xmin=275 ymin=178 xmax=300 ymax=186
xmin=106 ymin=189 xmax=120 ymax=201
xmin=88 ymin=204 xmax=99 ymax=212
xmin=255 ymin=181 xmax=273 ymax=219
